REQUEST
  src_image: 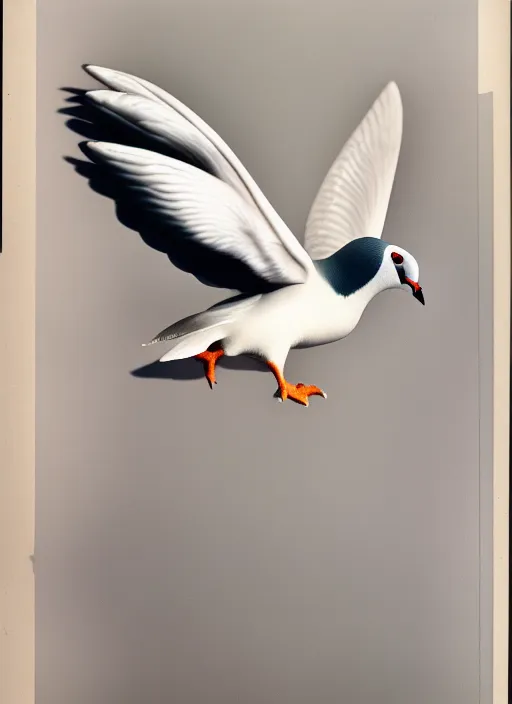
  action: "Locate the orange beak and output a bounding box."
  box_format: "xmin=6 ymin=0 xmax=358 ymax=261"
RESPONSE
xmin=405 ymin=277 xmax=425 ymax=305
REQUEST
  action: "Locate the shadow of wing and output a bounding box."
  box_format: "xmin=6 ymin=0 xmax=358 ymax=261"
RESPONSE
xmin=131 ymin=354 xmax=267 ymax=381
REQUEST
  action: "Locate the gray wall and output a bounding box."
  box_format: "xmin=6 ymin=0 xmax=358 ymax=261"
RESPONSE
xmin=36 ymin=1 xmax=483 ymax=703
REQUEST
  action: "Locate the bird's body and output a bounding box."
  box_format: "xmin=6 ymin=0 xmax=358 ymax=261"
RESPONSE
xmin=80 ymin=65 xmax=424 ymax=405
xmin=170 ymin=264 xmax=371 ymax=364
xmin=222 ymin=274 xmax=354 ymax=361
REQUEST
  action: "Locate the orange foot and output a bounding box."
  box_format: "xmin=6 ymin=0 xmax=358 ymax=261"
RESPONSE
xmin=195 ymin=349 xmax=224 ymax=388
xmin=267 ymin=361 xmax=327 ymax=407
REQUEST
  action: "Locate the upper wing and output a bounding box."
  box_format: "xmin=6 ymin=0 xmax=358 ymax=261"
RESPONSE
xmin=83 ymin=65 xmax=313 ymax=278
xmin=86 ymin=141 xmax=308 ymax=287
xmin=304 ymin=82 xmax=403 ymax=261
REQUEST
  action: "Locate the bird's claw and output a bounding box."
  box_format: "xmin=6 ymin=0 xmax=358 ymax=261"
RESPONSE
xmin=275 ymin=382 xmax=327 ymax=407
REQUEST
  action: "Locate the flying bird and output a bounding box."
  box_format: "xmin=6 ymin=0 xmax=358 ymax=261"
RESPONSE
xmin=81 ymin=65 xmax=424 ymax=406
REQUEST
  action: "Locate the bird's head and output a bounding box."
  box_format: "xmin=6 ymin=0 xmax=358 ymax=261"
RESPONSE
xmin=380 ymin=244 xmax=424 ymax=305
xmin=314 ymin=237 xmax=424 ymax=306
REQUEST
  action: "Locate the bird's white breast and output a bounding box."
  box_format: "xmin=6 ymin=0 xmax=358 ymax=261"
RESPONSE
xmin=223 ymin=270 xmax=367 ymax=360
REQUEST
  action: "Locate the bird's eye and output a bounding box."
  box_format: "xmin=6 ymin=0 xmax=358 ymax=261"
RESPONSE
xmin=391 ymin=252 xmax=404 ymax=265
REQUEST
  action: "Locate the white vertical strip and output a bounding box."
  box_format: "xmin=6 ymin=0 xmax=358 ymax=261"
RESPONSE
xmin=0 ymin=2 xmax=36 ymax=704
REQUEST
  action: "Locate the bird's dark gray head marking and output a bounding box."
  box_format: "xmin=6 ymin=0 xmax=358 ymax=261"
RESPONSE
xmin=314 ymin=237 xmax=389 ymax=296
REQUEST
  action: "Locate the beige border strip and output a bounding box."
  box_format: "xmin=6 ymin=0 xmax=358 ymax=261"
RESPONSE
xmin=478 ymin=1 xmax=511 ymax=703
xmin=0 ymin=1 xmax=36 ymax=704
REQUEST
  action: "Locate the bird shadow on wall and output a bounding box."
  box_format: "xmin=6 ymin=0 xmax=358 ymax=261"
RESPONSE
xmin=59 ymin=87 xmax=271 ymax=382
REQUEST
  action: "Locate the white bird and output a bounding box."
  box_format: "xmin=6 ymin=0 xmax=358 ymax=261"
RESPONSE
xmin=82 ymin=65 xmax=424 ymax=406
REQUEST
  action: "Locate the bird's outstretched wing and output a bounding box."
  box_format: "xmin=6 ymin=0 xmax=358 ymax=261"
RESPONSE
xmin=86 ymin=142 xmax=308 ymax=287
xmin=304 ymin=82 xmax=403 ymax=261
xmin=82 ymin=65 xmax=314 ymax=286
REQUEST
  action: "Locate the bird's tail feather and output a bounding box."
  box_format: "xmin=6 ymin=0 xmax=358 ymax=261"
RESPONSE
xmin=143 ymin=293 xmax=261 ymax=363
xmin=144 ymin=312 xmax=231 ymax=364
xmin=158 ymin=325 xmax=231 ymax=363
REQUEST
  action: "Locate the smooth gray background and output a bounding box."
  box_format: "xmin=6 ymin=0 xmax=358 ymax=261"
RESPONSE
xmin=36 ymin=1 xmax=483 ymax=703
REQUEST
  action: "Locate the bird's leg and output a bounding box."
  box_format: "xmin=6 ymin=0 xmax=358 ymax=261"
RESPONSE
xmin=195 ymin=348 xmax=225 ymax=388
xmin=266 ymin=361 xmax=327 ymax=407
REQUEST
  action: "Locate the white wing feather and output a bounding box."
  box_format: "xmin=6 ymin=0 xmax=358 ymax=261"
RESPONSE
xmin=86 ymin=142 xmax=307 ymax=286
xmin=83 ymin=65 xmax=314 ymax=277
xmin=85 ymin=89 xmax=246 ymax=196
xmin=304 ymin=82 xmax=403 ymax=260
